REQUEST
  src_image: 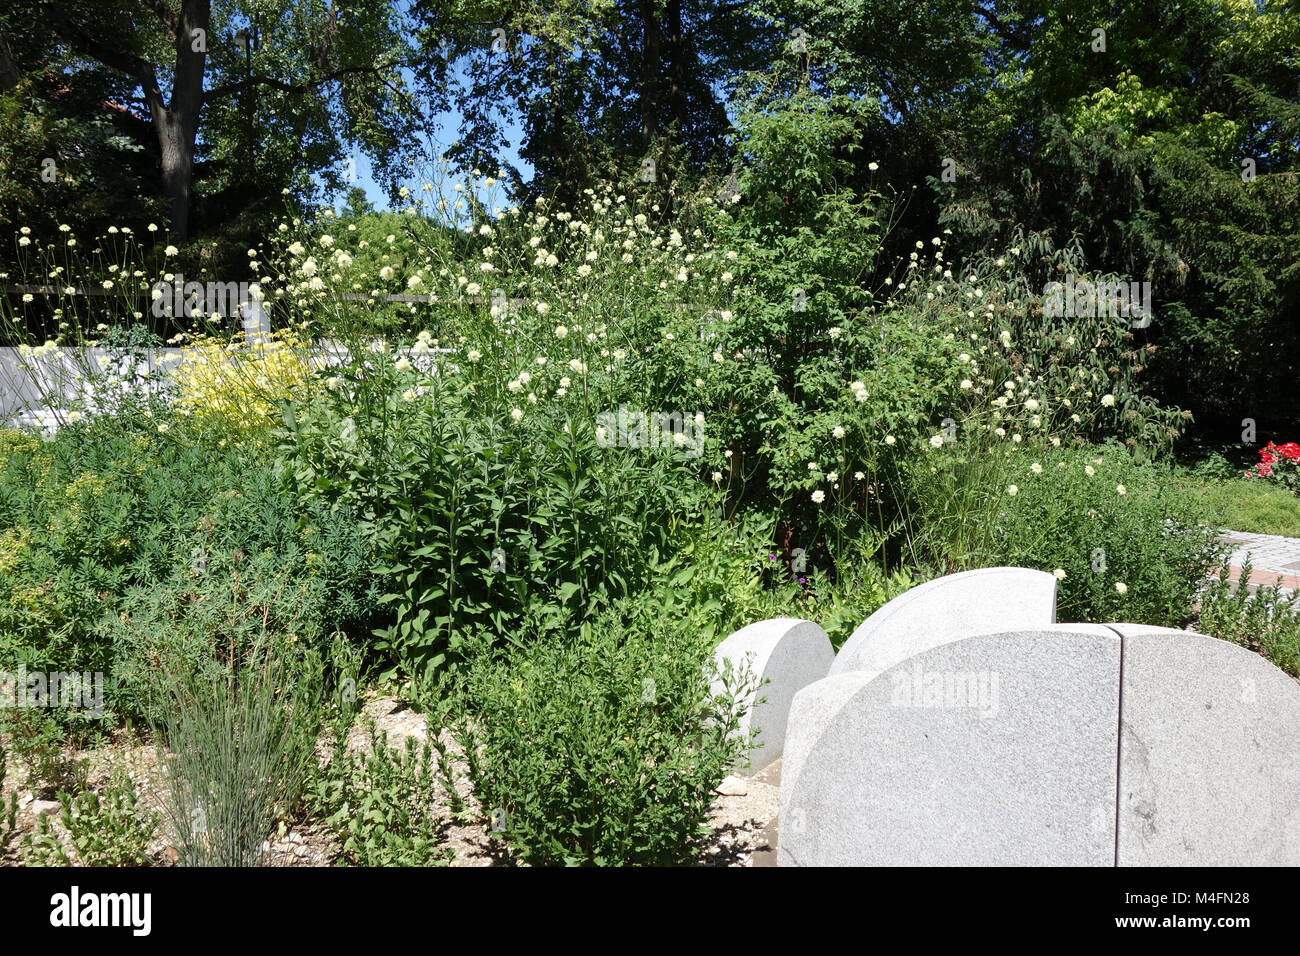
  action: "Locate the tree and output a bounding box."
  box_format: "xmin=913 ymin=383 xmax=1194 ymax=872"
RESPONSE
xmin=419 ymin=0 xmax=781 ymax=201
xmin=13 ymin=0 xmax=443 ymax=239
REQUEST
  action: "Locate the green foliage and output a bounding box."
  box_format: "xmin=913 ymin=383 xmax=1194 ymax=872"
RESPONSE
xmin=451 ymin=598 xmax=758 ymax=866
xmin=310 ymin=718 xmax=455 ymax=867
xmin=154 ymin=650 xmax=324 ymax=867
xmin=22 ymin=766 xmax=157 ymax=867
xmin=0 ymin=739 xmax=18 ymax=857
xmin=973 ymin=446 xmax=1226 ymax=628
xmin=0 ymin=409 xmax=376 ymax=727
xmin=279 ymin=316 xmax=709 ymax=681
xmin=0 ymin=709 xmax=89 ymax=799
xmin=1199 ymin=558 xmax=1300 ymax=678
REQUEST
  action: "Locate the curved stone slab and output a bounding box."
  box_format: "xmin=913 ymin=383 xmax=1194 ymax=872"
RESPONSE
xmin=1111 ymin=624 xmax=1300 ymax=866
xmin=828 ymin=567 xmax=1057 ymax=677
xmin=780 ymin=625 xmax=1121 ymax=866
xmin=713 ymin=618 xmax=834 ymax=775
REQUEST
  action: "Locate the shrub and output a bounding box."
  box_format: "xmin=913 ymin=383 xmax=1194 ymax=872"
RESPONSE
xmin=1198 ymin=558 xmax=1300 ymax=677
xmin=0 ymin=740 xmax=18 ymax=857
xmin=280 ymin=336 xmax=711 ymax=680
xmin=22 ymin=766 xmax=157 ymax=867
xmin=0 ymin=414 xmax=376 ymax=727
xmin=169 ymin=328 xmax=320 ymax=443
xmin=0 ymin=709 xmax=89 ymax=799
xmin=1244 ymin=441 xmax=1300 ymax=494
xmin=975 ymin=445 xmax=1226 ymax=627
xmin=450 ymin=598 xmax=757 ymax=866
xmin=310 ymin=718 xmax=455 ymax=867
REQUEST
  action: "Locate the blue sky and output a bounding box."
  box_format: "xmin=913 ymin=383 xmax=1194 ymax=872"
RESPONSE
xmin=329 ymin=56 xmax=535 ymax=214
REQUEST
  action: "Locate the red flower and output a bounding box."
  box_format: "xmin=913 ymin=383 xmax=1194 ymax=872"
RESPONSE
xmin=1257 ymin=463 xmax=1274 ymax=477
xmin=1278 ymin=442 xmax=1300 ymax=460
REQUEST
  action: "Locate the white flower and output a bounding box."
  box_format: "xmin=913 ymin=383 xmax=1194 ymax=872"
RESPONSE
xmin=402 ymin=388 xmax=417 ymax=402
xmin=995 ymin=427 xmax=1006 ymax=437
xmin=1030 ymin=462 xmax=1042 ymax=474
xmin=554 ymin=325 xmax=568 ymax=339
xmin=379 ymin=266 xmax=394 ymax=280
xmin=536 ymin=301 xmax=551 ymax=316
xmin=1024 ymin=398 xmax=1040 ymax=411
xmin=569 ymin=359 xmax=586 ymax=374
xmin=18 ymin=236 xmax=30 ymax=246
xmin=929 ymin=434 xmax=944 ymax=448
xmin=320 ymin=234 xmax=335 ymax=247
xmin=1101 ymin=394 xmax=1115 ymax=407
xmin=1012 ymin=433 xmax=1022 ymax=443
xmin=833 ymin=426 xmax=846 ymax=439
xmin=511 ymin=408 xmax=524 ymax=423
xmin=827 ymin=471 xmax=839 ymax=483
xmin=1115 ymin=582 xmax=1128 ymax=595
xmin=1007 ymin=485 xmax=1018 ymax=496
xmin=507 ymin=379 xmax=523 ymax=393
xmin=884 ymin=435 xmax=896 ymax=446
xmin=577 ymin=264 xmax=592 ymax=277
xmin=467 ymin=349 xmax=482 ymax=362
xmin=960 ymin=379 xmax=972 ymax=390
xmin=395 ymin=357 xmax=412 ymax=372
xmin=1116 ymin=484 xmax=1127 ymax=496
xmin=157 ymin=423 xmax=169 ymax=433
xmin=811 ymin=490 xmax=826 ymax=504
xmin=164 ymin=245 xmax=179 ymax=256
xmin=868 ymin=162 xmax=879 ymax=171
xmin=326 ymin=376 xmax=340 ymax=389
xmin=1053 ymin=569 xmax=1067 ymax=581
xmin=407 ymin=274 xmax=424 ymax=289
xmin=288 ymin=241 xmax=305 ymax=257
xmin=712 ymin=471 xmax=723 ymax=483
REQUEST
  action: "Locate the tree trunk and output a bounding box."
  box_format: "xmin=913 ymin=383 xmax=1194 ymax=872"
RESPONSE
xmin=0 ymin=32 xmax=21 ymax=92
xmin=148 ymin=0 xmax=209 ymax=240
xmin=640 ymin=0 xmax=660 ymax=149
xmin=666 ymin=0 xmax=686 ymax=134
